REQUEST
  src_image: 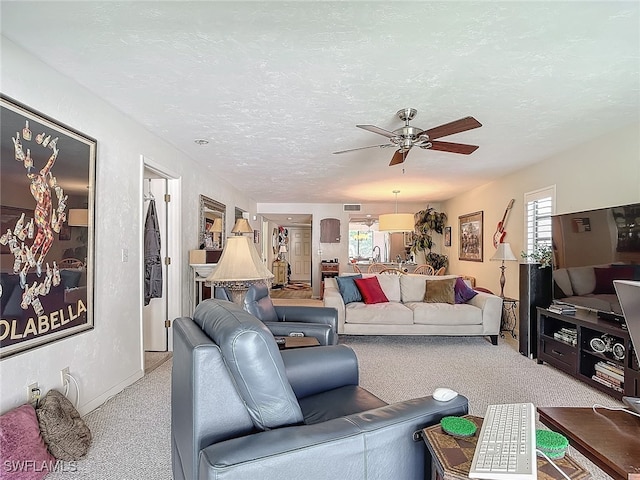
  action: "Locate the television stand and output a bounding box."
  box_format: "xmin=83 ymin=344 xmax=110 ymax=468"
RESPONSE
xmin=536 ymin=307 xmax=640 ymax=400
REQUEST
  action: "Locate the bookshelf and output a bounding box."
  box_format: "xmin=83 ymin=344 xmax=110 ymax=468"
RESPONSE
xmin=537 ymin=307 xmax=640 ymax=399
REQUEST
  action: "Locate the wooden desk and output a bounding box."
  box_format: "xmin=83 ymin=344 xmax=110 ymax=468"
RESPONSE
xmin=538 ymin=406 xmax=640 ymax=480
xmin=422 ymin=415 xmax=589 ymax=480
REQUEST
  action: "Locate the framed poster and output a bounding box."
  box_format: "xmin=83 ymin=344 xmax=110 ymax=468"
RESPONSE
xmin=459 ymin=211 xmax=483 ymax=262
xmin=444 ymin=226 xmax=452 ymax=247
xmin=0 ymin=95 xmax=96 ymax=359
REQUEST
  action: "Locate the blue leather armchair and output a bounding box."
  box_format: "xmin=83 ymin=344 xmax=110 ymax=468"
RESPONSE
xmin=172 ymin=299 xmax=469 ymax=480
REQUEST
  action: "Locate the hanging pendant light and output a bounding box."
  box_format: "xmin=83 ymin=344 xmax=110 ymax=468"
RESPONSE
xmin=378 ymin=190 xmax=414 ymax=232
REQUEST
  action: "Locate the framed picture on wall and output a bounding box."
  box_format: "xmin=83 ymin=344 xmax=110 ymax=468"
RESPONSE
xmin=0 ymin=95 xmax=96 ymax=359
xmin=444 ymin=226 xmax=452 ymax=247
xmin=459 ymin=211 xmax=483 ymax=262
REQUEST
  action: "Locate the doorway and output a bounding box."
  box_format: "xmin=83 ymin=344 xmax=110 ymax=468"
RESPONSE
xmin=141 ymin=157 xmax=181 ymax=373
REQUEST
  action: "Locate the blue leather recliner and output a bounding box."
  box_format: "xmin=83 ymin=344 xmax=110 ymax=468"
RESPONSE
xmin=171 ymin=299 xmax=468 ymax=480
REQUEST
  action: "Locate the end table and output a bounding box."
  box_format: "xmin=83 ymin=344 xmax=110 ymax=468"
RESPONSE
xmin=421 ymin=415 xmax=590 ymax=480
xmin=500 ymin=297 xmax=518 ymax=338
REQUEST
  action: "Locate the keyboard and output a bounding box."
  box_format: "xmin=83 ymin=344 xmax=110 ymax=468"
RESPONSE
xmin=469 ymin=402 xmax=537 ymax=480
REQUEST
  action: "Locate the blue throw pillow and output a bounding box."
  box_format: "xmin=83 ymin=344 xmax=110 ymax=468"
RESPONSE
xmin=454 ymin=277 xmax=478 ymax=304
xmin=336 ymin=274 xmax=363 ymax=304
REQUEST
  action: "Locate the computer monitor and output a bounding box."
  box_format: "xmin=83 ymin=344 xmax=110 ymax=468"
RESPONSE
xmin=613 ymin=280 xmax=640 ymax=414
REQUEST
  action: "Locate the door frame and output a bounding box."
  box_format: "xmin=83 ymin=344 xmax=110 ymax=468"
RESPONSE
xmin=139 ymin=156 xmax=182 ymax=366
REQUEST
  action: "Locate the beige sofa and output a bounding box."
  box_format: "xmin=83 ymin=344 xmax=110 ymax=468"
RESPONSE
xmin=323 ymin=274 xmax=503 ymax=344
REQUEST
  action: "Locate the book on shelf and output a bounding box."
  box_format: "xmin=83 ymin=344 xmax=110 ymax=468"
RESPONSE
xmin=595 ymin=370 xmax=623 ymax=387
xmin=594 ymin=361 xmax=624 ymax=382
xmin=591 ymin=374 xmax=624 ymax=393
xmin=548 ymin=304 xmax=577 ymax=314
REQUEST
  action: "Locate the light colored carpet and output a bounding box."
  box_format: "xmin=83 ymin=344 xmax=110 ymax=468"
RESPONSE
xmin=52 ymin=335 xmax=621 ymax=479
xmin=144 ymin=351 xmax=172 ymax=374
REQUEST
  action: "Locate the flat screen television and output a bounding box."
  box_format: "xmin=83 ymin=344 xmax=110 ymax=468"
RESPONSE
xmin=551 ymin=202 xmax=640 ymax=320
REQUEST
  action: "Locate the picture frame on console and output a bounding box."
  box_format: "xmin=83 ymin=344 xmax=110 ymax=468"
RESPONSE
xmin=1 ymin=95 xmax=96 ymax=359
xmin=459 ymin=211 xmax=483 ymax=262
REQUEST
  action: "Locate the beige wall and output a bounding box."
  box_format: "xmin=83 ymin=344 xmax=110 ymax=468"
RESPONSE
xmin=442 ymin=122 xmax=639 ymax=303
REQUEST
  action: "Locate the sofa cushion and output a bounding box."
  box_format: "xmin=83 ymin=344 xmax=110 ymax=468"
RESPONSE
xmin=354 ymin=277 xmax=389 ymax=304
xmin=553 ymin=268 xmax=573 ymax=297
xmin=410 ymin=303 xmax=483 ymax=325
xmin=345 ymin=302 xmax=413 ymax=325
xmin=375 ymin=274 xmax=401 ymax=302
xmin=567 ymin=266 xmax=596 ymax=296
xmin=336 ymin=274 xmax=363 ymax=304
xmin=424 ymin=278 xmax=456 ymax=304
xmin=400 ymin=274 xmax=428 ymax=302
xmin=454 ymin=277 xmax=478 ymax=304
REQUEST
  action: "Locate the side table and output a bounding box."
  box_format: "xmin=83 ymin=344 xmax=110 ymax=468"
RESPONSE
xmin=500 ymin=297 xmax=518 ymax=338
xmin=421 ymin=415 xmax=590 ymax=480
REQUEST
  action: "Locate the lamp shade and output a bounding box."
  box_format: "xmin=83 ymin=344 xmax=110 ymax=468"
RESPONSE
xmin=231 ymin=218 xmax=253 ymax=234
xmin=491 ymin=242 xmax=517 ymax=261
xmin=68 ymin=209 xmax=89 ymax=227
xmin=209 ymin=217 xmax=223 ymax=233
xmin=278 ymin=245 xmax=287 ymax=253
xmin=206 ymin=236 xmax=274 ymax=284
xmin=378 ymin=213 xmax=414 ymax=232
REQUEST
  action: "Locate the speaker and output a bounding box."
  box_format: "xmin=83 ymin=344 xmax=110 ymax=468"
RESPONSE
xmin=519 ymin=264 xmax=552 ymax=358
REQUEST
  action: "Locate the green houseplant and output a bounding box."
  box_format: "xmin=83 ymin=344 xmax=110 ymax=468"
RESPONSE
xmin=410 ymin=207 xmax=448 ymax=271
xmin=521 ymin=244 xmax=553 ymax=269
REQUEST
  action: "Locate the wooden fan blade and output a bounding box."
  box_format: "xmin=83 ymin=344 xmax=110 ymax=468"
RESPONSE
xmin=428 ymin=141 xmax=479 ymax=155
xmin=389 ymin=149 xmax=408 ymax=166
xmin=333 ymin=144 xmax=391 ymax=154
xmin=357 ymin=124 xmax=396 ymax=138
xmin=425 ymin=116 xmax=482 ymax=140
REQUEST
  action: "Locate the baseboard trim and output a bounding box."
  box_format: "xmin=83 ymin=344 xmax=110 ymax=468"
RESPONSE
xmin=79 ymin=369 xmax=144 ymax=416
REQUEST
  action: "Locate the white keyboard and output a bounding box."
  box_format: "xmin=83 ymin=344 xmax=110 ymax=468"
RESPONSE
xmin=469 ymin=403 xmax=537 ymax=480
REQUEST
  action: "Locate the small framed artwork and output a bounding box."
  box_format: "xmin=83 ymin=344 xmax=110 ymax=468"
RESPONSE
xmin=444 ymin=226 xmax=452 ymax=247
xmin=459 ymin=211 xmax=483 ymax=262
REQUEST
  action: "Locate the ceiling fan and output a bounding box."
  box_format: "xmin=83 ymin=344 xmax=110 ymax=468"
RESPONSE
xmin=333 ymin=108 xmax=482 ymax=166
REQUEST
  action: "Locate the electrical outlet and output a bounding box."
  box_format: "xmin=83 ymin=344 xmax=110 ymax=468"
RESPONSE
xmin=27 ymin=382 xmax=39 ymax=403
xmin=61 ymin=367 xmax=70 ymax=386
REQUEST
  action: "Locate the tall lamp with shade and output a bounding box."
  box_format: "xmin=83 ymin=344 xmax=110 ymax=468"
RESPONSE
xmin=490 ymin=242 xmax=517 ymax=298
xmin=278 ymin=245 xmax=287 ymax=261
xmin=205 ymin=218 xmax=273 ymax=304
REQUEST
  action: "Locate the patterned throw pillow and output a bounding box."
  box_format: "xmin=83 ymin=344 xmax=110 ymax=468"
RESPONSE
xmin=335 ymin=274 xmax=363 ymax=304
xmin=354 ymin=276 xmax=389 ymax=304
xmin=424 ymin=278 xmax=456 ymax=304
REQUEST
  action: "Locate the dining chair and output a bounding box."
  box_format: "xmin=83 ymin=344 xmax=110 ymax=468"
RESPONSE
xmin=378 ymin=268 xmax=405 ymax=275
xmin=435 ymin=267 xmax=446 ymax=276
xmin=367 ymin=263 xmax=387 ymax=273
xmin=351 ymin=264 xmax=362 ymax=273
xmin=413 ymin=264 xmax=435 ymax=275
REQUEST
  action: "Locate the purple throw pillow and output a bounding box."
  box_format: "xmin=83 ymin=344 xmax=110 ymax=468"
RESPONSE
xmin=454 ymin=277 xmax=478 ymax=304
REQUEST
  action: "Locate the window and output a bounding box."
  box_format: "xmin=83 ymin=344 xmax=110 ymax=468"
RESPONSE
xmin=524 ymin=186 xmax=555 ymax=255
xmin=349 ymin=230 xmax=373 ymax=259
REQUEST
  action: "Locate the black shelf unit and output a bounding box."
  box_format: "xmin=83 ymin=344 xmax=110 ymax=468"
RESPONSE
xmin=537 ymin=307 xmax=639 ymax=400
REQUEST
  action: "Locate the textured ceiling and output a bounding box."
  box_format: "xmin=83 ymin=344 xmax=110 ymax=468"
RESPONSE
xmin=2 ymin=1 xmax=639 ymax=206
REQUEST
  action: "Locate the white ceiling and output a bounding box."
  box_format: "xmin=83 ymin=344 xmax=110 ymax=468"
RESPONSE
xmin=2 ymin=1 xmax=639 ymax=207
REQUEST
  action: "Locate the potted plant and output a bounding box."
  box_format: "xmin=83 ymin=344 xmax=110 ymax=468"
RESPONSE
xmin=410 ymin=207 xmax=448 ymax=270
xmin=521 ymin=244 xmax=553 ymax=268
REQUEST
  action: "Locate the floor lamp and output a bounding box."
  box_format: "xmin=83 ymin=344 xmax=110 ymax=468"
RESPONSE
xmin=490 ymin=242 xmax=517 ymax=298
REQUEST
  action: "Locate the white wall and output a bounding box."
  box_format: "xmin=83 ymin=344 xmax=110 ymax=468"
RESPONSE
xmin=442 ymin=123 xmax=640 ymax=301
xmin=0 ymin=39 xmax=256 ymax=415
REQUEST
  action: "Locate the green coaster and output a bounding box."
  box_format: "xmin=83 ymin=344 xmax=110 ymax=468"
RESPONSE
xmin=536 ymin=429 xmax=569 ymax=459
xmin=440 ymin=416 xmax=477 ymax=438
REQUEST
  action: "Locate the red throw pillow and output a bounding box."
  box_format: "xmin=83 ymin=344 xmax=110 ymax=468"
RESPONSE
xmin=354 ymin=276 xmax=389 ymax=304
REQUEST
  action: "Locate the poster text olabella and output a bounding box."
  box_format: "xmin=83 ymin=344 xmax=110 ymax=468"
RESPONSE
xmin=0 ymin=299 xmax=86 ymax=341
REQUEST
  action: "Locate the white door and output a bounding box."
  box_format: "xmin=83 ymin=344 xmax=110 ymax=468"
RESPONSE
xmin=289 ymin=227 xmax=311 ymax=282
xmin=142 ymin=176 xmax=167 ymax=351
